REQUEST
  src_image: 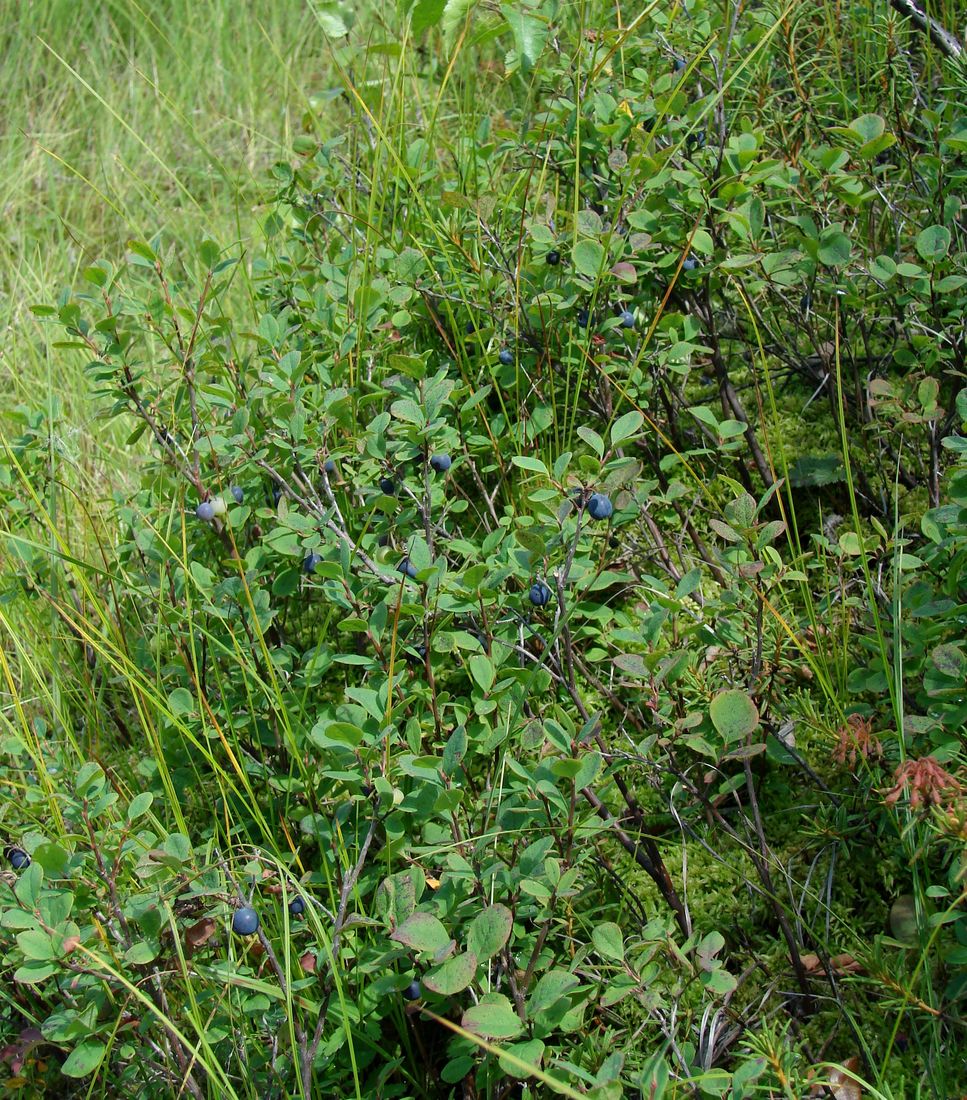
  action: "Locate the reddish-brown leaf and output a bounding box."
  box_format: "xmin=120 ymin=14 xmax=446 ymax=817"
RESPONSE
xmin=801 ymin=953 xmax=862 ymax=976
xmin=809 ymin=1056 xmax=863 ymax=1099
xmin=1 ymin=1028 xmax=44 ymax=1075
xmin=184 ymin=918 xmax=217 ymax=956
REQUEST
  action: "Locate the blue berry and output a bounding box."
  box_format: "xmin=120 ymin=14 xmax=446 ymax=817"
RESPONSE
xmin=587 ymin=492 xmax=614 ymax=520
xmin=379 ymin=477 xmax=396 ymax=495
xmin=303 ymin=552 xmax=323 ymax=575
xmin=673 ymin=57 xmax=686 ymax=72
xmin=196 ymin=501 xmax=215 ymax=522
xmin=499 ymin=348 xmax=514 ymax=366
xmin=430 ymin=454 xmax=452 ymax=473
xmin=323 ymin=459 xmax=337 ymax=475
xmin=288 ymin=896 xmax=306 ymax=918
xmin=529 ymin=581 xmax=551 ymax=607
xmin=619 ymin=309 xmax=635 ymax=329
xmin=232 ymin=907 xmax=259 ymax=936
xmin=7 ymin=847 xmax=30 ymax=870
xmin=682 ymin=257 xmax=698 ymax=271
xmin=546 ymin=250 xmax=561 ymax=266
xmin=404 ymin=980 xmax=422 ymax=1000
xmin=576 ymin=308 xmax=591 ymax=328
xmin=398 ymin=557 xmax=419 ymax=580
xmin=230 ymin=485 xmax=244 ymax=504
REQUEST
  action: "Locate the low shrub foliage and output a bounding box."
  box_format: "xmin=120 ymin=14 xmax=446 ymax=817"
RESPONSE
xmin=2 ymin=0 xmax=966 ymax=1095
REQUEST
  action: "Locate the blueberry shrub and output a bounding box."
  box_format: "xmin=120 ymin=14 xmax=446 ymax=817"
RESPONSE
xmin=2 ymin=0 xmax=967 ymax=1095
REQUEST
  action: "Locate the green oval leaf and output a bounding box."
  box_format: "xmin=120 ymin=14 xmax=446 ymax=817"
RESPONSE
xmin=576 ymin=425 xmax=604 ymax=457
xmin=30 ymin=842 xmax=68 ymax=876
xmin=848 ymin=113 xmax=885 ymax=142
xmin=511 ymin=455 xmax=548 ymax=476
xmin=424 ymin=950 xmax=478 ymax=995
xmin=500 ymin=3 xmax=548 ymax=72
xmin=128 ymin=792 xmax=153 ymax=821
xmin=916 ymin=225 xmax=951 ymax=263
xmin=817 ymin=228 xmax=851 ymax=268
xmin=391 ymin=911 xmax=451 ymax=954
xmin=613 ymin=653 xmax=648 ymax=677
xmin=16 ymin=929 xmax=55 ymax=961
xmin=468 ymin=904 xmax=513 ymax=960
xmin=610 ymin=410 xmax=644 ymax=446
xmin=572 ymin=240 xmax=605 ymax=278
xmin=61 ymin=1041 xmax=106 ymax=1078
xmin=592 ymin=922 xmax=625 ymax=961
xmin=411 ymin=0 xmax=446 ymax=33
xmin=709 ymin=690 xmax=759 ymax=743
xmin=462 ymin=993 xmax=524 ymax=1038
xmin=469 ymin=654 xmax=495 ymax=693
xmin=498 ymin=1038 xmax=545 ymax=1078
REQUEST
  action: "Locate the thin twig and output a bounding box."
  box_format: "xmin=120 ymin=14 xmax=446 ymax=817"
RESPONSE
xmin=889 ymin=0 xmax=963 ymax=58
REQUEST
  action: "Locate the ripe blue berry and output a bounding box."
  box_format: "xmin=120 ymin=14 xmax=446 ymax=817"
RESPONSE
xmin=196 ymin=501 xmax=215 ymax=522
xmin=303 ymin=552 xmax=322 ymax=574
xmin=546 ymin=250 xmax=561 ymax=266
xmin=499 ymin=348 xmax=514 ymax=366
xmin=7 ymin=847 xmax=30 ymax=870
xmin=673 ymin=57 xmax=686 ymax=72
xmin=288 ymin=896 xmax=305 ymax=918
xmin=587 ymin=493 xmax=614 ymax=520
xmin=323 ymin=459 xmax=337 ymax=475
xmin=398 ymin=557 xmax=419 ymax=580
xmin=430 ymin=454 xmax=452 ymax=473
xmin=682 ymin=257 xmax=698 ymax=271
xmin=465 ymin=320 xmax=477 ymax=335
xmin=230 ymin=485 xmax=244 ymax=504
xmin=232 ymin=907 xmax=259 ymax=936
xmin=404 ymin=980 xmax=422 ymax=1000
xmin=379 ymin=477 xmax=396 ymax=495
xmin=529 ymin=581 xmax=551 ymax=607
xmin=576 ymin=308 xmax=591 ymax=328
xmin=619 ymin=309 xmax=635 ymax=329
